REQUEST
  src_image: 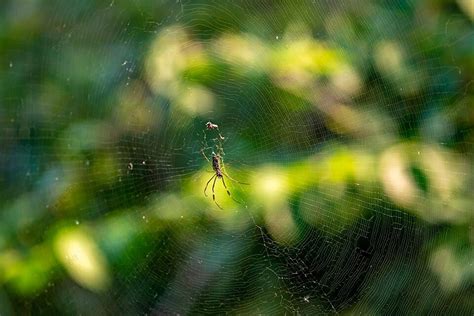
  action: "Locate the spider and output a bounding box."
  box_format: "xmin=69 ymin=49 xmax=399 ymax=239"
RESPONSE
xmin=203 ymin=151 xmax=247 ymax=209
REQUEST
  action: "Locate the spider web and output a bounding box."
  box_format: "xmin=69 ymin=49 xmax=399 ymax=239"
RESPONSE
xmin=1 ymin=0 xmax=473 ymax=315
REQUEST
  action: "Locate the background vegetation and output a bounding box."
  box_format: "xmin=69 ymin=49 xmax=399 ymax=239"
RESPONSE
xmin=0 ymin=0 xmax=473 ymax=314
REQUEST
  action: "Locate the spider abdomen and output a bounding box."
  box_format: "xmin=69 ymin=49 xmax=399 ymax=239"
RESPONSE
xmin=212 ymin=154 xmax=223 ymax=177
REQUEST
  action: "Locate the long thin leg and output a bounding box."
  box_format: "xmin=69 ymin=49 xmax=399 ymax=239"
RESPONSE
xmin=222 ymin=171 xmax=249 ymax=185
xmin=212 ymin=175 xmax=217 ymax=194
xmin=220 ymin=176 xmax=231 ymax=197
xmin=204 ymin=174 xmax=216 ymax=197
xmin=201 ymin=148 xmax=211 ymax=162
xmin=219 ymin=156 xmax=249 ymax=185
xmin=221 ymin=176 xmax=243 ymax=205
xmin=212 ymin=176 xmax=223 ymax=209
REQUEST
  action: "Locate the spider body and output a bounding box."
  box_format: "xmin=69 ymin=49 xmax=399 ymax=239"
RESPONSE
xmin=212 ymin=153 xmax=223 ymax=178
xmin=204 ymin=152 xmax=229 ymax=209
xmin=204 ymin=152 xmax=247 ymax=209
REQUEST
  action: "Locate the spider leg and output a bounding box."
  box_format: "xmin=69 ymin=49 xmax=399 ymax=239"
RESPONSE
xmin=204 ymin=174 xmax=216 ymax=197
xmin=201 ymin=130 xmax=213 ymax=162
xmin=219 ymin=156 xmax=249 ymax=185
xmin=200 ymin=148 xmax=211 ymax=162
xmin=212 ymin=175 xmax=223 ymax=210
xmin=222 ymin=171 xmax=250 ymax=185
xmin=221 ymin=176 xmax=243 ymax=205
xmin=220 ymin=176 xmax=231 ymax=197
xmin=213 ymin=197 xmax=223 ymax=210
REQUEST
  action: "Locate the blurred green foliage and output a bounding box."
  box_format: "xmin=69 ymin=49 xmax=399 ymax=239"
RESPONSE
xmin=0 ymin=0 xmax=473 ymax=314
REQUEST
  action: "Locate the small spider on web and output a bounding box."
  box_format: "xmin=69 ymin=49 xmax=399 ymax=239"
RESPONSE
xmin=201 ymin=121 xmax=248 ymax=209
